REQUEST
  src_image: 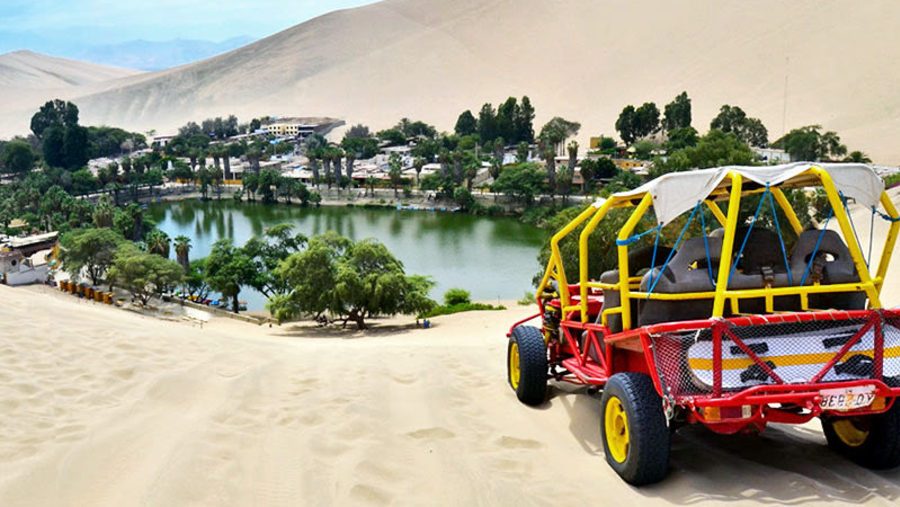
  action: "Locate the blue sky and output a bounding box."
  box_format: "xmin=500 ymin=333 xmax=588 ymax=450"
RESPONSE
xmin=0 ymin=0 xmax=377 ymax=53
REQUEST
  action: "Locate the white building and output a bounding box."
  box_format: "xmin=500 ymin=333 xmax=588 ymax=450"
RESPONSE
xmin=0 ymin=232 xmax=58 ymax=286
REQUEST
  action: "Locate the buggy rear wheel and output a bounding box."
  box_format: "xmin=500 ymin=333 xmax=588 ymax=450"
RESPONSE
xmin=507 ymin=325 xmax=547 ymax=406
xmin=599 ymin=373 xmax=670 ymax=485
xmin=821 ymin=379 xmax=900 ymax=469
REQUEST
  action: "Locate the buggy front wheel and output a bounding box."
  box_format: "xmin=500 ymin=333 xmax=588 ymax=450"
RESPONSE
xmin=507 ymin=325 xmax=547 ymax=406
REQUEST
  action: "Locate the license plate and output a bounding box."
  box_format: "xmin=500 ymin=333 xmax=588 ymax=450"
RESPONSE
xmin=819 ymin=385 xmax=876 ymax=411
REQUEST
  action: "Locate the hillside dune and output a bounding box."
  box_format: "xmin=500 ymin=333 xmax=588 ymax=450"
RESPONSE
xmin=0 ymin=50 xmax=140 ymax=90
xmin=2 ymin=0 xmax=900 ymax=163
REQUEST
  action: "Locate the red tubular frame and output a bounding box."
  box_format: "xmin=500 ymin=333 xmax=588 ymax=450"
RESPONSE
xmin=508 ymin=305 xmax=900 ymax=431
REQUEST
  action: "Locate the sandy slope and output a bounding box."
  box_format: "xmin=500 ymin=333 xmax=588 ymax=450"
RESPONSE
xmin=0 ymin=50 xmax=140 ymax=90
xmin=2 ymin=224 xmax=900 ymax=507
xmin=3 ymin=0 xmax=900 ymax=163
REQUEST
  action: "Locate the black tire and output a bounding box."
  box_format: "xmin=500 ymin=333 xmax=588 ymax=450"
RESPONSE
xmin=599 ymin=372 xmax=670 ymax=485
xmin=507 ymin=325 xmax=548 ymax=406
xmin=821 ymin=377 xmax=900 ymax=469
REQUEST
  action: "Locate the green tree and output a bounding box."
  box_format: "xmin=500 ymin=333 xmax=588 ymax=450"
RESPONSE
xmin=516 ymin=141 xmax=530 ymax=163
xmin=477 ymin=103 xmax=498 ymax=143
xmin=388 ymin=153 xmax=403 ymax=196
xmin=666 ymin=126 xmax=699 ymax=151
xmin=616 ymin=103 xmax=660 ymax=144
xmin=174 ymin=235 xmax=191 ymax=273
xmin=269 ymin=233 xmax=436 ymax=329
xmin=146 ymin=229 xmax=171 ymax=258
xmin=634 ymin=102 xmax=661 ymax=139
xmin=63 ymin=125 xmax=89 ymax=169
xmin=30 ymin=99 xmax=79 ymax=139
xmin=70 ymin=168 xmax=99 ymax=194
xmin=183 ymin=258 xmax=211 ymax=300
xmin=0 ymin=141 xmax=35 ymax=175
xmin=650 ymin=129 xmax=757 ymax=178
xmin=453 ymin=186 xmax=475 ymax=211
xmin=60 ymin=227 xmax=123 ymax=285
xmin=773 ymin=125 xmax=848 ymax=161
xmin=443 ymin=288 xmax=471 ymax=306
xmin=490 ymin=162 xmax=547 ymax=205
xmin=107 ymin=244 xmax=183 ymax=305
xmin=205 ymin=239 xmax=255 ymax=313
xmin=844 ymin=150 xmax=872 ymax=163
xmin=662 ymin=91 xmax=692 ymax=131
xmin=455 ymin=110 xmax=477 ymax=136
xmin=243 ymin=224 xmax=308 ymax=298
xmin=615 ymin=105 xmax=637 ymax=145
xmin=93 ymin=195 xmax=115 ymax=228
xmin=710 ymin=105 xmax=769 ymax=147
xmin=514 ymin=96 xmax=536 ymax=144
xmin=42 ymin=126 xmax=66 ymax=168
xmin=241 ymin=172 xmax=259 ymax=200
xmin=377 ymin=128 xmax=406 ymax=146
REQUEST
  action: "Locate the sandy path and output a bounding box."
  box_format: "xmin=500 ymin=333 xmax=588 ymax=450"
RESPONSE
xmin=2 ymin=282 xmax=900 ymax=506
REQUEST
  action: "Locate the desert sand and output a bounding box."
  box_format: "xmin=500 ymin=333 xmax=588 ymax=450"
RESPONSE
xmin=3 ymin=0 xmax=900 ymax=164
xmin=1 ymin=187 xmax=900 ymax=506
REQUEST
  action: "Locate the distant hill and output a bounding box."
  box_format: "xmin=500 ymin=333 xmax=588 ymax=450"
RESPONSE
xmin=2 ymin=0 xmax=900 ymax=163
xmin=75 ymin=37 xmax=256 ymax=71
xmin=0 ymin=50 xmax=140 ymax=90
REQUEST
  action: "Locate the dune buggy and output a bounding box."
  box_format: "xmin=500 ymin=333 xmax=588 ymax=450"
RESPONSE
xmin=506 ymin=163 xmax=900 ymax=484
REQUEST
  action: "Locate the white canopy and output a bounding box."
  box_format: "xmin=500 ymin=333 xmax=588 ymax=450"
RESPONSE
xmin=607 ymin=163 xmax=885 ymax=225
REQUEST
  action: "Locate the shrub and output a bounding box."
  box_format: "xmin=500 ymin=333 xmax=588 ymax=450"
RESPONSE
xmin=419 ymin=302 xmax=505 ymax=319
xmin=443 ymin=288 xmax=471 ymax=306
xmin=518 ymin=291 xmax=535 ymax=306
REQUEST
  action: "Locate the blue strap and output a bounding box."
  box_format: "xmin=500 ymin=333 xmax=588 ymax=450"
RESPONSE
xmin=873 ymin=208 xmax=900 ymax=222
xmin=840 ymin=192 xmax=866 ymax=269
xmin=649 ymin=226 xmax=661 ymax=284
xmin=869 ymin=207 xmax=875 ymax=267
xmin=616 ymin=224 xmax=663 ymax=246
xmin=727 ymin=187 xmax=768 ymax=285
xmin=699 ymin=204 xmax=715 ymax=288
xmin=766 ymin=186 xmax=793 ymax=285
xmin=647 ymin=201 xmax=702 ymax=297
xmin=800 ymin=208 xmax=833 ymax=286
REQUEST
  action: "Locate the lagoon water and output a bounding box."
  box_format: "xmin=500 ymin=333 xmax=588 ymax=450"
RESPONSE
xmin=148 ymin=200 xmax=547 ymax=311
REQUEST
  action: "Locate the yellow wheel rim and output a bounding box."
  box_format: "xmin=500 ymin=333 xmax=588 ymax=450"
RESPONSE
xmin=509 ymin=342 xmax=520 ymax=390
xmin=832 ymin=418 xmax=869 ymax=448
xmin=605 ymin=396 xmax=630 ymax=463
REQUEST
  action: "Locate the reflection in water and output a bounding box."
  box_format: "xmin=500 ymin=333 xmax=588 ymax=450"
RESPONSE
xmin=148 ymin=200 xmax=546 ymax=310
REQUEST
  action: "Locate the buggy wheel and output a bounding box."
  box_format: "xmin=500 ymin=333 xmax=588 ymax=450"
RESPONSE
xmin=821 ymin=378 xmax=900 ymax=469
xmin=600 ymin=372 xmax=670 ymax=485
xmin=507 ymin=325 xmax=547 ymax=406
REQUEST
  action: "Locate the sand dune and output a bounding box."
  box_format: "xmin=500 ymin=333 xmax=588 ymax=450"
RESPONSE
xmin=0 ymin=50 xmax=140 ymax=90
xmin=3 ymin=0 xmax=900 ymax=164
xmin=2 ymin=182 xmax=900 ymax=506
xmin=0 ymin=50 xmax=141 ymax=136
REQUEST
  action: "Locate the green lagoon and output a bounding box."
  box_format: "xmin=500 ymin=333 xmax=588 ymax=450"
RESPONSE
xmin=148 ymin=200 xmax=547 ymax=311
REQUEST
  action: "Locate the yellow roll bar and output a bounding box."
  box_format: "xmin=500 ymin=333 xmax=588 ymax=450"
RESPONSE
xmin=537 ymin=164 xmax=896 ymax=329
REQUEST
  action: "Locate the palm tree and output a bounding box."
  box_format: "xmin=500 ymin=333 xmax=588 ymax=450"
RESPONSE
xmin=331 ymin=149 xmax=344 ymax=187
xmin=345 ymin=152 xmax=356 ymax=184
xmin=452 ymin=149 xmax=464 ymax=185
xmin=93 ymin=195 xmax=114 ymax=228
xmin=843 ymin=150 xmax=872 ymax=163
xmin=413 ymin=157 xmax=425 ymax=188
xmin=567 ymin=140 xmax=579 ymax=187
xmin=174 ymin=235 xmax=191 ymax=273
xmin=147 ymin=230 xmax=171 ymax=259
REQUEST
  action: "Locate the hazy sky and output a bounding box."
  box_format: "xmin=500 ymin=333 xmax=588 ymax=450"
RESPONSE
xmin=0 ymin=0 xmax=377 ymax=52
